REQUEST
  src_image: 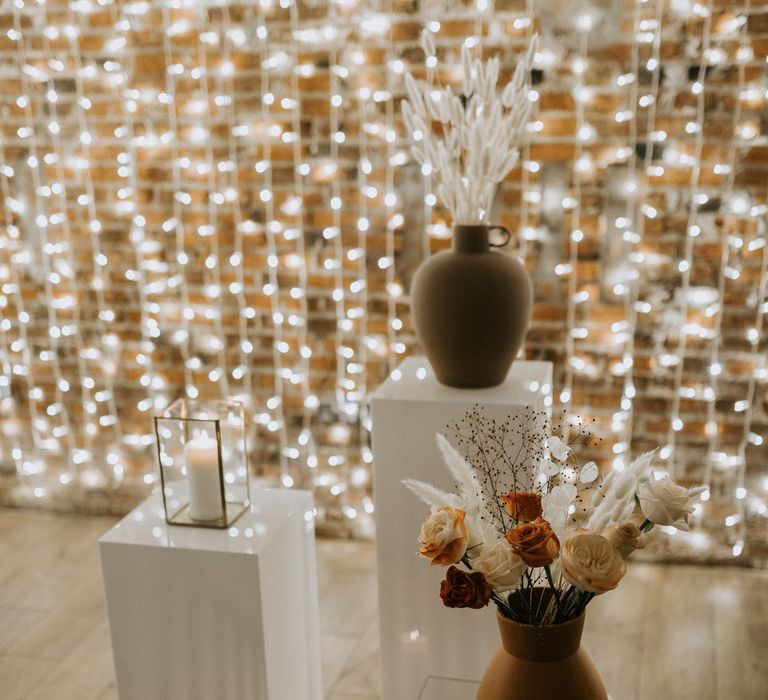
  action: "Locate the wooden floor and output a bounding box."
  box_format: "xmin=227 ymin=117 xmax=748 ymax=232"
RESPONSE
xmin=0 ymin=508 xmax=766 ymax=700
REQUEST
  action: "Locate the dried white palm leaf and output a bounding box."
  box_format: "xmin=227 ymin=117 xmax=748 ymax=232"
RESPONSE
xmin=585 ymin=451 xmax=656 ymax=533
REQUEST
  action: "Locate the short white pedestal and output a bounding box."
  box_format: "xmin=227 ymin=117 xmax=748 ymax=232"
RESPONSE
xmin=372 ymin=357 xmax=553 ymax=700
xmin=99 ymin=488 xmax=321 ymax=700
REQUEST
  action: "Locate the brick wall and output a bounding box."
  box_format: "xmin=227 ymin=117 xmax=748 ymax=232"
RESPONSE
xmin=0 ymin=0 xmax=765 ymax=563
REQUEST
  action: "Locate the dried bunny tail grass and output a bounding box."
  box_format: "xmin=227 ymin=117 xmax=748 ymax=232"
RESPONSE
xmin=494 ymin=148 xmax=520 ymax=182
xmin=404 ymin=72 xmax=426 ymax=118
xmin=401 ymin=33 xmax=538 ymax=224
xmin=425 ymin=93 xmax=443 ymax=122
xmin=401 ymin=99 xmax=417 ymax=135
xmin=420 ymin=28 xmax=436 ymax=58
xmin=525 ymin=33 xmax=539 ymax=71
xmin=462 ymin=43 xmax=473 ymax=96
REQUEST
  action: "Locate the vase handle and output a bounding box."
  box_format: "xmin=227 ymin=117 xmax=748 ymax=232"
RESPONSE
xmin=488 ymin=225 xmax=512 ymax=248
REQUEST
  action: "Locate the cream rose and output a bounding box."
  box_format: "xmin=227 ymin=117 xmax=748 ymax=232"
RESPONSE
xmin=418 ymin=506 xmax=468 ymax=566
xmin=560 ymin=531 xmax=627 ymax=594
xmin=637 ymin=473 xmax=705 ymax=531
xmin=603 ymin=522 xmax=645 ymax=559
xmin=471 ymin=539 xmax=526 ymax=592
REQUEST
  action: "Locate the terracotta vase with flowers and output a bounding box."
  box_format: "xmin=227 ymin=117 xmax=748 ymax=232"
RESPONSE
xmin=404 ymin=408 xmax=705 ymax=699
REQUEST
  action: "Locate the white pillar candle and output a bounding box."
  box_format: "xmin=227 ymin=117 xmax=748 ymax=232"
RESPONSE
xmin=185 ymin=431 xmax=225 ymax=522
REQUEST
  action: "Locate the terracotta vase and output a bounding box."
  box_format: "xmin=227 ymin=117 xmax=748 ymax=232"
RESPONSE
xmin=410 ymin=224 xmax=532 ymax=388
xmin=477 ymin=607 xmax=608 ymax=700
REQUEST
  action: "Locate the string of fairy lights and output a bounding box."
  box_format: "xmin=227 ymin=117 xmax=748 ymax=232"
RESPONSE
xmin=612 ymin=0 xmax=645 ymax=476
xmin=614 ymin=0 xmax=665 ymax=474
xmin=0 ymin=96 xmax=38 ymax=467
xmin=12 ymin=4 xmax=79 ymax=481
xmin=559 ymin=25 xmax=589 ymax=412
xmin=351 ymin=22 xmax=376 ymax=514
xmin=217 ymin=1 xmax=256 ymax=409
xmin=702 ymin=2 xmax=750 ymax=556
xmin=40 ymin=17 xmax=114 ymax=480
xmin=665 ymin=1 xmax=714 ymax=478
xmin=67 ymin=2 xmax=124 ymax=456
xmin=117 ymin=0 xmax=169 ymax=472
xmin=516 ymin=5 xmax=536 ymax=264
xmin=253 ymin=1 xmax=290 ymax=480
xmin=0 ymin=0 xmax=765 ymax=557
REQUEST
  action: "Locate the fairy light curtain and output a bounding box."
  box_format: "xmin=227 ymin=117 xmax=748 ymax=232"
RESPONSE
xmin=0 ymin=0 xmax=765 ymax=562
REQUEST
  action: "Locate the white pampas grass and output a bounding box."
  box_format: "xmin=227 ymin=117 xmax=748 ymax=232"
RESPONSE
xmin=402 ymin=478 xmax=461 ymax=510
xmin=435 ymin=433 xmax=483 ymax=511
xmin=402 ymin=434 xmax=495 ymax=526
xmin=433 ymin=433 xmax=505 ymax=541
xmin=402 ymin=34 xmax=538 ymax=224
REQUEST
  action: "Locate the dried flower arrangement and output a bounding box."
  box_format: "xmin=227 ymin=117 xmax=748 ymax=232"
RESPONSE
xmin=402 ymin=31 xmax=538 ymax=224
xmin=404 ymin=407 xmax=705 ymax=625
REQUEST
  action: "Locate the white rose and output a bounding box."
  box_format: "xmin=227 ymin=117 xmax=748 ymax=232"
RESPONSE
xmin=471 ymin=539 xmax=525 ymax=592
xmin=637 ymin=473 xmax=705 ymax=531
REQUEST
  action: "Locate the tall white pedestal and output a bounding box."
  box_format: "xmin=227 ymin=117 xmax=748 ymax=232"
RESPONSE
xmin=371 ymin=357 xmax=553 ymax=700
xmin=99 ymin=488 xmax=321 ymax=700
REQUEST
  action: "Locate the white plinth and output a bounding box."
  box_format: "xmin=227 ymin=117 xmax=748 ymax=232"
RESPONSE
xmin=99 ymin=488 xmax=321 ymax=700
xmin=372 ymin=357 xmax=553 ymax=700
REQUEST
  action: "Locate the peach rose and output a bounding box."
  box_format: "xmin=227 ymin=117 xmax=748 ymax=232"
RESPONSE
xmin=500 ymin=491 xmax=543 ymax=522
xmin=560 ymin=531 xmax=627 ymax=594
xmin=603 ymin=522 xmax=645 ymax=559
xmin=418 ymin=507 xmax=468 ymax=566
xmin=505 ymin=517 xmax=560 ymax=567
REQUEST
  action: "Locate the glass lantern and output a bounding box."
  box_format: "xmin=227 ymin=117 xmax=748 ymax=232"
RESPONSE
xmin=154 ymin=398 xmax=250 ymax=528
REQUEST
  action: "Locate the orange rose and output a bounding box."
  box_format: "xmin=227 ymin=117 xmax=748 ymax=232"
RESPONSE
xmin=505 ymin=517 xmax=560 ymax=567
xmin=500 ymin=491 xmax=543 ymax=522
xmin=418 ymin=506 xmax=469 ymax=566
xmin=439 ymin=566 xmax=493 ymax=609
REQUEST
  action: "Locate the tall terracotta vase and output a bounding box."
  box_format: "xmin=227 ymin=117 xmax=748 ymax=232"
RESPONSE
xmin=410 ymin=225 xmax=532 ymax=388
xmin=477 ymin=608 xmax=608 ymax=700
